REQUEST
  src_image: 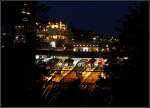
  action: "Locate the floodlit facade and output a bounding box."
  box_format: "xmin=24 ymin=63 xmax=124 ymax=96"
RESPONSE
xmin=73 ymin=42 xmax=99 ymax=52
xmin=36 ymin=20 xmax=72 ymax=49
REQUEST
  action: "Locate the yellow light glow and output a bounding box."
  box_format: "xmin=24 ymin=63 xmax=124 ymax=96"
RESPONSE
xmin=46 ymin=37 xmax=49 ymax=40
xmin=51 ymin=25 xmax=55 ymax=29
xmin=53 ymin=35 xmax=57 ymax=39
xmin=54 ymin=24 xmax=59 ymax=28
xmin=83 ymin=47 xmax=89 ymax=52
xmin=73 ymin=48 xmax=76 ymax=52
xmin=63 ymin=27 xmax=66 ymax=30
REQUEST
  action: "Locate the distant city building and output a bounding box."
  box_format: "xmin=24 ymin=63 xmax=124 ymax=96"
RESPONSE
xmin=13 ymin=2 xmax=119 ymax=53
xmin=36 ymin=19 xmax=72 ymax=49
xmin=72 ymin=42 xmax=99 ymax=52
xmin=14 ymin=2 xmax=37 ymax=44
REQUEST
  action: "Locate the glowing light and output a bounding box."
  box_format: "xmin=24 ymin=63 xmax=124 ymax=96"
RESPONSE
xmin=43 ymin=58 xmax=52 ymax=62
xmin=16 ymin=36 xmax=19 ymax=39
xmin=101 ymin=48 xmax=104 ymax=52
xmin=26 ymin=12 xmax=31 ymax=15
xmin=46 ymin=37 xmax=49 ymax=40
xmin=53 ymin=36 xmax=57 ymax=39
xmin=63 ymin=27 xmax=66 ymax=30
xmin=50 ymin=41 xmax=56 ymax=48
xmin=101 ymin=72 xmax=104 ymax=78
xmin=57 ymin=63 xmax=62 ymax=66
xmin=36 ymin=22 xmax=38 ymax=25
xmin=35 ymin=55 xmax=40 ymax=59
xmin=124 ymin=57 xmax=128 ymax=60
xmin=22 ymin=11 xmax=26 ymax=14
xmin=48 ymin=22 xmax=51 ymax=25
xmin=73 ymin=48 xmax=76 ymax=52
xmin=104 ymin=59 xmax=107 ymax=62
xmin=51 ymin=25 xmax=55 ymax=28
xmin=95 ymin=48 xmax=99 ymax=52
xmin=83 ymin=47 xmax=89 ymax=52
xmin=2 ymin=45 xmax=4 ymax=48
xmin=93 ymin=37 xmax=96 ymax=41
xmin=54 ymin=24 xmax=59 ymax=28
xmin=2 ymin=33 xmax=6 ymax=36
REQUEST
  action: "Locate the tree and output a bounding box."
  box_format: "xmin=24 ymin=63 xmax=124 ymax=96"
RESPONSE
xmin=115 ymin=1 xmax=149 ymax=106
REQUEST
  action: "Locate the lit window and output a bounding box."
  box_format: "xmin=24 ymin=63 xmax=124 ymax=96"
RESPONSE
xmin=50 ymin=41 xmax=56 ymax=48
xmin=53 ymin=36 xmax=57 ymax=39
xmin=83 ymin=47 xmax=89 ymax=52
xmin=55 ymin=24 xmax=59 ymax=28
xmin=73 ymin=48 xmax=76 ymax=52
xmin=51 ymin=25 xmax=55 ymax=29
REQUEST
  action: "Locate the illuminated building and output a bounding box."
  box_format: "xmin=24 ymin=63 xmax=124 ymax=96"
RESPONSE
xmin=14 ymin=2 xmax=37 ymax=44
xmin=36 ymin=19 xmax=72 ymax=49
xmin=72 ymin=42 xmax=99 ymax=52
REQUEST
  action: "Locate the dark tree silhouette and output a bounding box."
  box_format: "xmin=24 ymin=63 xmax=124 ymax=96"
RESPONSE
xmin=2 ymin=1 xmax=50 ymax=107
xmin=115 ymin=1 xmax=149 ymax=107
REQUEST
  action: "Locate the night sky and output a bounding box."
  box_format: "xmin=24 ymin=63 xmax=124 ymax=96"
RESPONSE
xmin=37 ymin=1 xmax=141 ymax=35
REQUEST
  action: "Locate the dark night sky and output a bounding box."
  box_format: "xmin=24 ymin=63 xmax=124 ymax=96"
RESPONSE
xmin=37 ymin=1 xmax=141 ymax=35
